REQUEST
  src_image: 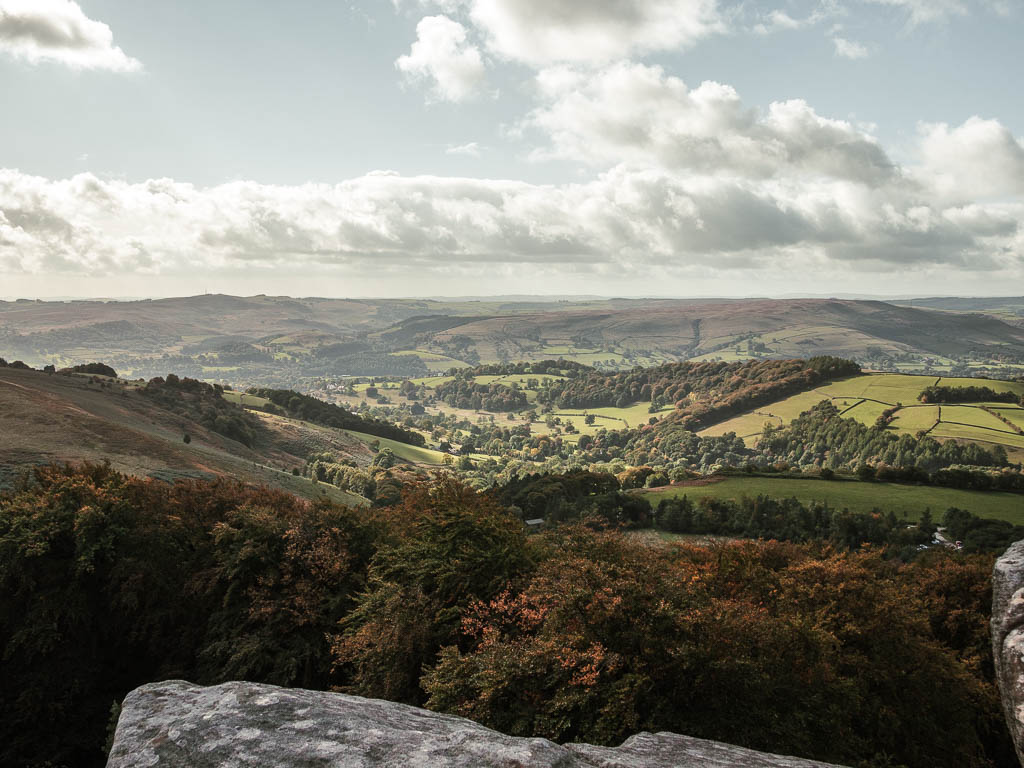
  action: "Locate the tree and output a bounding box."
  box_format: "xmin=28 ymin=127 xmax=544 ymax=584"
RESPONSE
xmin=333 ymin=478 xmax=533 ymax=705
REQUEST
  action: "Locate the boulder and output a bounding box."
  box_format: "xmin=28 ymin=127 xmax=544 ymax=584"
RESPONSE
xmin=993 ymin=539 xmax=1024 ymax=765
xmin=106 ymin=680 xmax=846 ymax=768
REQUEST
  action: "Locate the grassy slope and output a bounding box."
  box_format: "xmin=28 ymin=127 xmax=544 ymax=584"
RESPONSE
xmin=641 ymin=475 xmax=1024 ymax=525
xmin=341 ymin=430 xmax=447 ymax=465
xmin=0 ymin=367 xmax=367 ymax=505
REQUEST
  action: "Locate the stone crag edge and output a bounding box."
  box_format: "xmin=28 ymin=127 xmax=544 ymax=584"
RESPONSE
xmin=106 ymin=680 xmax=845 ymax=768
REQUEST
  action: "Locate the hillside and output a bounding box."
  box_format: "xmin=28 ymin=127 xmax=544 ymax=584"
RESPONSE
xmin=6 ymin=295 xmax=1024 ymax=384
xmin=0 ymin=365 xmax=375 ymax=504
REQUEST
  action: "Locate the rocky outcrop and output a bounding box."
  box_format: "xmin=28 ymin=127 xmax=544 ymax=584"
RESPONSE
xmin=106 ymin=680 xmax=846 ymax=768
xmin=993 ymin=540 xmax=1024 ymax=765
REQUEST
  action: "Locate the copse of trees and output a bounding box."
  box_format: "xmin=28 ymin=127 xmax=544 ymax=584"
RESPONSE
xmin=919 ymin=384 xmax=1021 ymax=404
xmin=942 ymin=507 xmax=1024 ymax=552
xmin=304 ymin=452 xmax=376 ymax=498
xmin=449 ymin=360 xmax=593 ymax=378
xmin=654 ymin=494 xmax=943 ymax=553
xmin=434 ymin=376 xmax=530 ymax=412
xmin=762 ymin=401 xmax=1007 ymax=472
xmin=488 ymin=470 xmax=649 ymax=526
xmin=142 ymin=374 xmax=261 ymax=448
xmin=64 ymin=362 xmax=119 ymax=378
xmin=535 ymin=357 xmax=861 ymax=413
xmin=248 ymin=388 xmax=425 ymax=446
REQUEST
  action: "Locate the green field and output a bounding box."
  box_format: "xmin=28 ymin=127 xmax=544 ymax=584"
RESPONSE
xmin=891 ymin=405 xmax=940 ymax=432
xmin=409 ymin=375 xmax=456 ymax=387
xmin=392 ymin=349 xmax=470 ymax=371
xmin=699 ymin=373 xmax=1024 ymax=456
xmin=841 ymin=399 xmax=891 ymax=425
xmin=641 ymin=475 xmax=1024 ymax=525
xmin=993 ymin=407 xmax=1024 ymax=430
xmin=221 ymin=391 xmax=273 ymax=408
xmin=341 ymin=430 xmax=447 ymax=465
xmin=940 ymin=405 xmax=1014 ymax=431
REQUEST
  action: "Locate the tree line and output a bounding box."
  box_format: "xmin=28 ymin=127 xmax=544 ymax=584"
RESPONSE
xmin=919 ymin=384 xmax=1021 ymax=405
xmin=248 ymin=387 xmax=425 ymax=446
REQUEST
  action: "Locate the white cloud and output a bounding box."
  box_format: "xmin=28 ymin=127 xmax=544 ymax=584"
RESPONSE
xmin=524 ymin=62 xmax=893 ymax=184
xmin=752 ymin=4 xmax=843 ymax=35
xmin=446 ymin=141 xmax=482 ymax=156
xmin=916 ymin=117 xmax=1024 ymax=200
xmin=0 ymin=160 xmax=1019 ymax=283
xmin=862 ymin=0 xmax=968 ymax=24
xmin=0 ymin=0 xmax=140 ymax=71
xmin=469 ymin=0 xmax=723 ymax=65
xmin=861 ymin=0 xmax=1010 ymax=24
xmin=396 ymin=15 xmax=486 ymax=103
xmin=832 ymin=35 xmax=868 ymax=58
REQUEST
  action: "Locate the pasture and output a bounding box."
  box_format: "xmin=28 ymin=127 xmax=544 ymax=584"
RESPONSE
xmin=220 ymin=390 xmax=273 ymax=408
xmin=698 ymin=373 xmax=1024 ymax=459
xmin=341 ymin=430 xmax=447 ymax=465
xmin=641 ymin=475 xmax=1024 ymax=525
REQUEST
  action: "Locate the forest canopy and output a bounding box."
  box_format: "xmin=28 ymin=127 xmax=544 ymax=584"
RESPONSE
xmin=0 ymin=464 xmax=1014 ymax=768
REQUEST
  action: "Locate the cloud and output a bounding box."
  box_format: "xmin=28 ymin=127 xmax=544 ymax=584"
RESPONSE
xmin=916 ymin=117 xmax=1024 ymax=200
xmin=860 ymin=0 xmax=1011 ymax=24
xmin=862 ymin=0 xmax=968 ymax=24
xmin=523 ymin=62 xmax=894 ymax=184
xmin=468 ymin=0 xmax=723 ymax=65
xmin=446 ymin=141 xmax=482 ymax=156
xmin=0 ymin=0 xmax=140 ymax=71
xmin=1 ymin=158 xmax=1019 ymax=283
xmin=751 ymin=4 xmax=843 ymax=35
xmin=832 ymin=35 xmax=868 ymax=58
xmin=396 ymin=15 xmax=486 ymax=102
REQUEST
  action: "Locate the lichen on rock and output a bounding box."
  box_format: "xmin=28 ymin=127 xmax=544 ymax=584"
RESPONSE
xmin=106 ymin=680 xmax=846 ymax=768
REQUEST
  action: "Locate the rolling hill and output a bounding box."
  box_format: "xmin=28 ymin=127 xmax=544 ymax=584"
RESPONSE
xmin=0 ymin=365 xmax=378 ymax=504
xmin=6 ymin=295 xmax=1024 ymax=384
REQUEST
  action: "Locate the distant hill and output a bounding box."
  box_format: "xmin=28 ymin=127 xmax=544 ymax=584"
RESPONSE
xmin=5 ymin=294 xmax=1024 ymax=383
xmin=892 ymin=296 xmax=1024 ymax=313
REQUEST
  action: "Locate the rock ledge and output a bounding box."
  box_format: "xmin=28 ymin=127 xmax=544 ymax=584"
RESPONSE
xmin=993 ymin=539 xmax=1024 ymax=765
xmin=106 ymin=680 xmax=845 ymax=768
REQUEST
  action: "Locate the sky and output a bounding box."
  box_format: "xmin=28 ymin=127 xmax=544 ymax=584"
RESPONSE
xmin=0 ymin=0 xmax=1022 ymax=299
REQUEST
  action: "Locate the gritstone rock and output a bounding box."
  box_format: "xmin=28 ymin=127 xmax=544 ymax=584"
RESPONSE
xmin=993 ymin=539 xmax=1024 ymax=765
xmin=106 ymin=680 xmax=847 ymax=768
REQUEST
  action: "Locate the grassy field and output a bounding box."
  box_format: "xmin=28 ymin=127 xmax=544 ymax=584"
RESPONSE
xmin=699 ymin=373 xmax=1024 ymax=457
xmin=993 ymin=407 xmax=1024 ymax=430
xmin=341 ymin=430 xmax=447 ymax=465
xmin=409 ymin=375 xmax=455 ymax=387
xmin=392 ymin=349 xmax=469 ymax=371
xmin=641 ymin=475 xmax=1024 ymax=525
xmin=940 ymin=405 xmax=1013 ymax=431
xmin=841 ymin=399 xmax=891 ymax=425
xmin=220 ymin=390 xmax=273 ymax=408
xmin=891 ymin=405 xmax=940 ymax=432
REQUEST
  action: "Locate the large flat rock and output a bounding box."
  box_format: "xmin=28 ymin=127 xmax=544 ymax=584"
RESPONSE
xmin=993 ymin=539 xmax=1024 ymax=766
xmin=106 ymin=680 xmax=845 ymax=768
